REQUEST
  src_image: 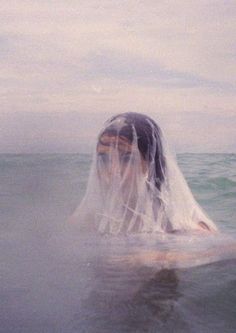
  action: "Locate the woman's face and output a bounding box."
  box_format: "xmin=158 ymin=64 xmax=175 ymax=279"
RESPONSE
xmin=96 ymin=134 xmax=147 ymax=185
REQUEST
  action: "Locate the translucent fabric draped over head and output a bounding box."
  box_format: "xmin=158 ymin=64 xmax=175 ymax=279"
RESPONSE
xmin=72 ymin=112 xmax=217 ymax=234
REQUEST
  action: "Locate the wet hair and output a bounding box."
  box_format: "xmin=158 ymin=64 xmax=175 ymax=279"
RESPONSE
xmin=98 ymin=112 xmax=166 ymax=189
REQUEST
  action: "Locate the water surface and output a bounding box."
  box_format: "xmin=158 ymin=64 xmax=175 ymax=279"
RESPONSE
xmin=1 ymin=153 xmax=236 ymax=332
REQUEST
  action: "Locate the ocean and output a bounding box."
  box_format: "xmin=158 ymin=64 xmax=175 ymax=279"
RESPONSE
xmin=1 ymin=153 xmax=236 ymax=333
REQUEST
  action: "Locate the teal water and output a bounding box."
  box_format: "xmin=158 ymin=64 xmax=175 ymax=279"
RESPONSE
xmin=0 ymin=154 xmax=236 ymax=332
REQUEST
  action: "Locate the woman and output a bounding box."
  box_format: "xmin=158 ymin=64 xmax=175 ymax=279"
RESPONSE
xmin=72 ymin=112 xmax=217 ymax=234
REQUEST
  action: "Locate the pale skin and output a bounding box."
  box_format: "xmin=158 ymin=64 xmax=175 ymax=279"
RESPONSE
xmin=97 ymin=135 xmax=236 ymax=266
xmin=97 ymin=134 xmax=148 ymax=182
xmin=71 ymin=134 xmax=236 ymax=265
xmin=109 ymin=242 xmax=236 ymax=268
xmin=97 ymin=134 xmax=211 ymax=232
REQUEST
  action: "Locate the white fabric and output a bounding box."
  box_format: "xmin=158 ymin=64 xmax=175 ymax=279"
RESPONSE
xmin=72 ymin=113 xmax=217 ymax=234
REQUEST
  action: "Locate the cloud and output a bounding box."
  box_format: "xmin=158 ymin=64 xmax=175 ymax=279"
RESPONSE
xmin=83 ymin=49 xmax=236 ymax=91
xmin=0 ymin=1 xmax=235 ymax=152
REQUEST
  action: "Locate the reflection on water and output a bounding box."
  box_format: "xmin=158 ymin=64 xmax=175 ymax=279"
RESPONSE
xmin=67 ymin=231 xmax=236 ymax=333
xmin=1 ymin=228 xmax=236 ymax=333
xmin=72 ymin=252 xmax=181 ymax=333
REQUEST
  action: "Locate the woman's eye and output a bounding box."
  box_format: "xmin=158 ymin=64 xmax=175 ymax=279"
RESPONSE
xmin=120 ymin=153 xmax=132 ymax=164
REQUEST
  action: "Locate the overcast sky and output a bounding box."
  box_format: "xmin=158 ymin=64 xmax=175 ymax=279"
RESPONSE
xmin=1 ymin=0 xmax=235 ymax=153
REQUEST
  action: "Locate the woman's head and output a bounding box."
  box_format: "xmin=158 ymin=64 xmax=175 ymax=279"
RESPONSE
xmin=96 ymin=112 xmax=166 ymax=190
xmin=73 ymin=112 xmax=217 ymax=234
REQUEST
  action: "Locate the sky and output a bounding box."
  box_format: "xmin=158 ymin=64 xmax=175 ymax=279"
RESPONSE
xmin=0 ymin=0 xmax=236 ymax=153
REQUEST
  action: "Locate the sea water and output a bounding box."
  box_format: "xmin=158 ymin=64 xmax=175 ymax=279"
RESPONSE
xmin=0 ymin=153 xmax=236 ymax=333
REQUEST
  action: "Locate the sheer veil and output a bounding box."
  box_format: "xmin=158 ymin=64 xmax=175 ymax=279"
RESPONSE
xmin=72 ymin=112 xmax=217 ymax=234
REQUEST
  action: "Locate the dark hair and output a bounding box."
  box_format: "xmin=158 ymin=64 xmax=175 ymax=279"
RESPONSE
xmin=99 ymin=112 xmax=166 ymax=189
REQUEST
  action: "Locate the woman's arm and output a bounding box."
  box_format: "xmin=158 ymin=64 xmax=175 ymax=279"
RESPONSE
xmin=110 ymin=243 xmax=236 ymax=268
